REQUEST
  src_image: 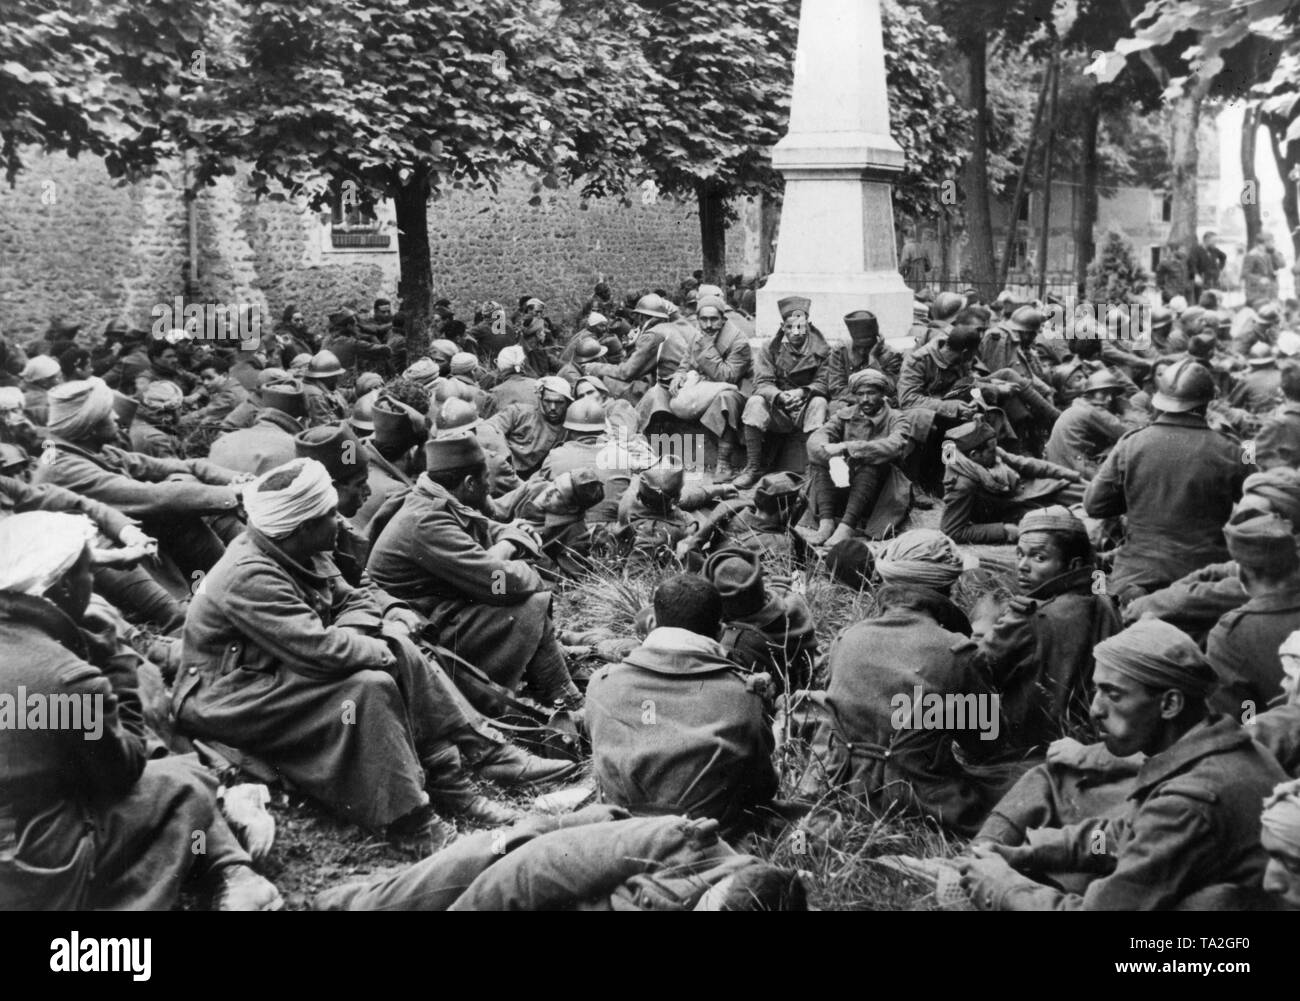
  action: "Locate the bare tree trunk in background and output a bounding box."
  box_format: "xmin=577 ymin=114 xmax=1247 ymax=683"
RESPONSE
xmin=959 ymin=25 xmax=996 ymax=288
xmin=1076 ymin=98 xmax=1101 ymax=295
xmin=1241 ymin=102 xmax=1262 ymax=249
xmin=760 ymin=194 xmax=781 ymax=277
xmin=696 ymin=180 xmax=727 ymax=285
xmin=1168 ymin=89 xmax=1202 ymax=249
xmin=999 ymin=60 xmax=1053 ymax=289
xmin=1036 ymin=49 xmax=1060 ymax=299
xmin=395 ymin=171 xmax=433 ymax=359
xmin=1267 ymin=121 xmax=1300 ymax=257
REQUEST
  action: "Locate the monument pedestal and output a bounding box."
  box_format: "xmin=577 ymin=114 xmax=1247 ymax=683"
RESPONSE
xmin=757 ymin=0 xmax=914 ymax=346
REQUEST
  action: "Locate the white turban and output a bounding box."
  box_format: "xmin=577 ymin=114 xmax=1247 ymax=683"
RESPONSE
xmin=875 ymin=529 xmax=966 ymax=592
xmin=497 ymin=345 xmax=526 ymax=372
xmin=46 ymin=377 xmax=115 ymax=439
xmin=0 ymin=386 xmax=23 ymax=411
xmin=21 ymin=355 xmax=61 ymax=382
xmin=0 ymin=512 xmax=96 ymax=595
xmin=243 ymin=458 xmax=338 ymax=539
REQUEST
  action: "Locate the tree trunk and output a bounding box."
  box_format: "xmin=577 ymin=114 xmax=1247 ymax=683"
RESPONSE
xmin=760 ymin=193 xmax=781 ymax=277
xmin=1241 ymin=102 xmax=1262 ymax=249
xmin=697 ymin=180 xmax=728 ymax=285
xmin=1266 ymin=120 xmax=1300 ymax=257
xmin=394 ymin=172 xmax=433 ymax=359
xmin=959 ymin=26 xmax=996 ymax=288
xmin=1076 ymin=96 xmax=1101 ymax=295
xmin=999 ymin=59 xmax=1053 ymax=289
xmin=1168 ymin=89 xmax=1201 ymax=249
xmin=1036 ymin=49 xmax=1060 ymax=299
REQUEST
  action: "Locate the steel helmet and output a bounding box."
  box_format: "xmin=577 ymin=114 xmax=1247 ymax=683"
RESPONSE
xmin=563 ymin=396 xmax=607 ymax=433
xmin=633 ymin=293 xmax=670 ymax=320
xmin=307 ymin=350 xmax=345 ymax=378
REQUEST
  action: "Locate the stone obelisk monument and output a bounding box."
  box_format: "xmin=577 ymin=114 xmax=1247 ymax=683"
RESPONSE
xmin=757 ymin=0 xmax=913 ymax=345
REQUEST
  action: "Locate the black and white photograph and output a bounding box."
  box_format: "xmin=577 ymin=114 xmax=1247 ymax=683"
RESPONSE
xmin=1 ymin=0 xmax=1298 ymax=970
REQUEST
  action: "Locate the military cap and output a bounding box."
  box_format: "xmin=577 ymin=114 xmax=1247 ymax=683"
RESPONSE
xmin=573 ymin=337 xmax=608 ymax=363
xmin=564 ymin=397 xmax=606 ymax=433
xmin=702 ymin=547 xmax=771 ymax=620
xmin=424 ymin=433 xmax=486 ymax=473
xmin=1019 ymin=505 xmax=1087 ymax=537
xmin=372 ymin=396 xmax=415 ymax=448
xmin=350 ymin=389 xmax=378 ymax=433
xmin=262 ymin=382 xmax=306 ymax=420
xmin=843 ymin=310 xmax=879 ymax=342
xmin=638 ymin=459 xmax=685 ymax=503
xmin=295 ymin=423 xmax=369 ymax=483
xmin=778 ymin=296 xmax=812 ymax=319
xmin=1225 ymin=510 xmax=1300 ymax=576
xmin=944 ymin=420 xmax=996 ymax=452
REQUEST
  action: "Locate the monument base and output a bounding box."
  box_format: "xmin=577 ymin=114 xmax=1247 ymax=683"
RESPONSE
xmin=757 ymin=271 xmax=914 ymax=349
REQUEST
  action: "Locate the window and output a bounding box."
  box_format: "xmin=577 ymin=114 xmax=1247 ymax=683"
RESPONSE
xmin=328 ymin=181 xmax=391 ymax=249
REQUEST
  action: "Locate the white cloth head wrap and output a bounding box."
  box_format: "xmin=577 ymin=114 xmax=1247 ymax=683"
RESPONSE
xmin=244 ymin=458 xmax=338 ymax=539
xmin=0 ymin=512 xmax=96 ymax=595
xmin=47 ymin=377 xmax=115 ymax=439
xmin=875 ymin=529 xmax=966 ymax=592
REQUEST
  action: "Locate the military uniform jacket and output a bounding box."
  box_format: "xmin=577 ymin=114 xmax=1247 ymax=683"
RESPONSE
xmin=488 ymin=403 xmax=566 ymax=477
xmin=585 ymin=321 xmax=690 ymax=389
xmin=826 ymin=340 xmax=903 ymax=402
xmin=586 ymin=626 xmax=777 ymax=833
xmin=0 ymin=592 xmax=148 ymax=909
xmin=806 ymin=403 xmax=909 ymax=469
xmin=819 ymin=608 xmax=1000 ymax=836
xmin=128 ymin=418 xmax=183 ymax=460
xmin=683 ymin=319 xmax=751 ymax=388
xmin=366 ymin=474 xmax=553 ymax=688
xmin=33 ymin=439 xmax=240 ymax=519
xmin=896 ymin=338 xmax=977 ymax=418
xmin=302 ymin=379 xmax=349 ymax=427
xmin=1253 ymin=401 xmax=1300 ymax=470
xmin=1044 ymin=397 xmax=1126 ymax=477
xmin=1205 ymin=590 xmax=1300 ymax=717
xmin=1083 ymin=412 xmax=1246 ymax=594
xmin=0 ymin=474 xmax=132 ymax=538
xmin=753 ymin=326 xmax=834 ymax=402
xmin=490 ymin=372 xmax=539 ymax=412
xmin=1248 ymin=704 xmax=1300 ymax=777
xmin=1125 ymin=560 xmax=1247 ymax=641
xmin=208 ymin=410 xmax=301 ymax=477
xmin=940 ymin=450 xmax=1078 ymax=545
xmin=988 ymin=716 xmax=1286 ymax=910
xmin=976 ymin=567 xmax=1121 ymax=758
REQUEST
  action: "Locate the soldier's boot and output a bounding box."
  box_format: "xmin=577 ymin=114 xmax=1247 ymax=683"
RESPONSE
xmin=384 ymin=803 xmax=457 ymax=857
xmin=714 ymin=437 xmax=738 ymax=482
xmin=731 ymin=425 xmax=767 ymax=490
xmin=423 ymin=743 xmax=524 ymax=827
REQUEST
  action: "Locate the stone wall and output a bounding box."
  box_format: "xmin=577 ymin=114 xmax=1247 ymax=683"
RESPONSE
xmin=0 ymin=149 xmax=757 ymax=346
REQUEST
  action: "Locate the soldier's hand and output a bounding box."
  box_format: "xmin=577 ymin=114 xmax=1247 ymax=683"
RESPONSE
xmin=1003 ymin=524 xmax=1020 ymax=543
xmin=846 ymin=440 xmax=872 ymax=460
xmin=382 ymin=606 xmax=424 ymax=637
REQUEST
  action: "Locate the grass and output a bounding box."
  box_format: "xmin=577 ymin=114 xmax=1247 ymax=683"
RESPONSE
xmin=209 ymin=492 xmax=1022 ymax=911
